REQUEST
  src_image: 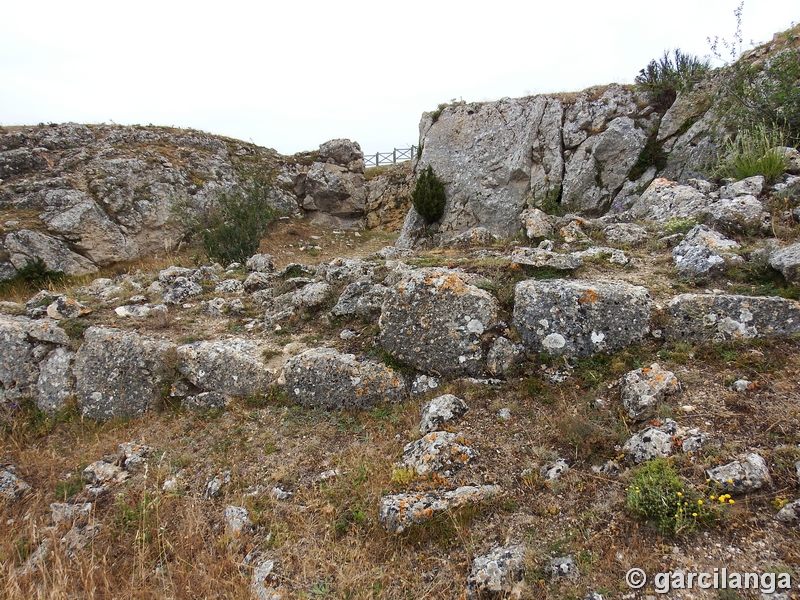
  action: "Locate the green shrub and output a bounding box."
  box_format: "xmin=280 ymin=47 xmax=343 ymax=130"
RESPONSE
xmin=199 ymin=171 xmax=279 ymax=265
xmin=716 ymin=124 xmax=788 ymax=184
xmin=635 ymin=49 xmax=711 ymax=110
xmin=626 ymin=459 xmax=718 ymax=536
xmin=411 ymin=165 xmax=447 ymax=224
xmin=720 ymin=48 xmax=800 ymax=145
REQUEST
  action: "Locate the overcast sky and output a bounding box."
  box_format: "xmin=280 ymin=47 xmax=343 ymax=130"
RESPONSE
xmin=1 ymin=1 xmax=796 ymax=156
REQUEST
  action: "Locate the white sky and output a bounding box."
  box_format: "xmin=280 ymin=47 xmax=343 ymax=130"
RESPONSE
xmin=0 ymin=1 xmax=797 ymax=156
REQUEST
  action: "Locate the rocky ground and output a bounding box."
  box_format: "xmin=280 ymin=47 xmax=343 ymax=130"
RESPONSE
xmin=2 ymin=169 xmax=800 ymax=599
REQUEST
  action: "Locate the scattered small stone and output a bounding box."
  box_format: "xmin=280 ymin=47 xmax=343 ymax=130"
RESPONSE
xmin=215 ymin=278 xmax=245 ymax=294
xmin=619 ymin=363 xmax=680 ymax=420
xmin=246 ymin=254 xmax=275 ymax=273
xmin=549 ymin=555 xmax=578 ymax=579
xmin=272 ymin=487 xmax=293 ymax=501
xmin=50 ymin=502 xmax=92 ymax=524
xmin=316 ymin=469 xmax=341 ymax=482
xmin=0 ymin=465 xmax=32 ymax=500
xmin=82 ymin=461 xmax=129 ymax=485
xmin=411 ymin=374 xmax=440 ymax=395
xmin=205 ymin=471 xmax=231 ymax=499
xmin=466 ymin=545 xmax=526 ymax=600
xmin=681 ymin=431 xmax=707 ymax=454
xmin=224 ymin=506 xmax=252 ymax=538
xmin=775 ymin=499 xmax=800 ymax=525
xmin=46 ymin=296 xmax=91 ymax=320
xmin=510 ymin=246 xmax=583 ymax=270
xmin=419 ymin=394 xmax=469 ymax=435
xmin=401 ymin=431 xmax=478 ymax=476
xmin=706 ymin=453 xmax=771 ymax=494
xmin=732 ymin=379 xmax=754 ymax=392
xmin=497 ymin=408 xmax=512 ymax=421
xmin=378 ymin=485 xmax=501 ymax=534
xmin=540 ymin=458 xmax=570 ymax=481
xmin=592 ymin=460 xmax=621 ymax=476
xmin=623 ymin=420 xmax=677 ymax=463
xmin=339 ymin=329 xmax=357 ymax=340
xmin=252 ymin=559 xmax=282 ymax=600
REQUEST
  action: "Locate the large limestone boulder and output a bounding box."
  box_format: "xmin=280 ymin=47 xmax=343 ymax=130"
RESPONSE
xmin=283 ymin=348 xmax=407 ymax=409
xmin=672 ymin=225 xmax=742 ymax=277
xmin=0 ymin=314 xmax=69 ymax=401
xmin=513 ymin=279 xmax=652 ymax=358
xmin=176 ymin=338 xmax=274 ymax=397
xmin=36 ymin=347 xmax=75 ymax=412
xmin=379 ymin=268 xmax=499 ymax=376
xmin=769 ymin=243 xmax=800 ymax=283
xmin=73 ymin=327 xmax=177 ymax=421
xmin=665 ymin=294 xmax=800 ymax=342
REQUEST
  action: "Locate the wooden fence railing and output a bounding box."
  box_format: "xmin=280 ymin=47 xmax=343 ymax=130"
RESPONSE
xmin=364 ymin=146 xmax=417 ymax=168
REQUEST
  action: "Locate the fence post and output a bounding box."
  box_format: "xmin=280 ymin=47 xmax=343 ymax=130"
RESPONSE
xmin=393 ymin=149 xmax=396 ymax=164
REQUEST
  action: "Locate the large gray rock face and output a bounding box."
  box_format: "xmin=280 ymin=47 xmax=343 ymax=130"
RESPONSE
xmin=561 ymin=116 xmax=649 ymax=214
xmin=283 ymin=348 xmax=407 ymax=409
xmin=73 ymin=326 xmax=177 ymax=421
xmin=416 ymin=96 xmax=564 ymax=240
xmin=513 ymin=279 xmax=652 ymax=358
xmin=36 ymin=347 xmax=75 ymax=412
xmin=5 ymin=229 xmax=97 ymax=276
xmin=665 ymin=294 xmax=800 ymax=342
xmin=176 ymin=339 xmax=274 ymax=397
xmin=379 ymin=268 xmax=499 ymax=376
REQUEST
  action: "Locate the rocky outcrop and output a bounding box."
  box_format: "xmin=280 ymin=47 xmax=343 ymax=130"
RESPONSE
xmin=513 ymin=279 xmax=652 ymax=358
xmin=410 ymin=85 xmax=657 ymax=243
xmin=379 ymin=268 xmax=499 ymax=376
xmin=364 ymin=161 xmax=413 ymax=231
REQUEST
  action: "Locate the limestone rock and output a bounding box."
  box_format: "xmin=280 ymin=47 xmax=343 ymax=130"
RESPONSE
xmin=419 ymin=394 xmax=468 ymax=435
xmin=320 ymin=257 xmax=375 ymax=282
xmin=283 ymin=348 xmax=407 ymax=409
xmin=629 ymin=178 xmax=709 ymax=223
xmin=400 ymin=431 xmax=478 ymax=476
xmin=706 ymin=453 xmax=771 ymax=494
xmin=82 ymin=461 xmax=129 ymax=485
xmin=665 ymin=294 xmax=800 ymax=342
xmin=509 ymin=246 xmax=583 ymax=270
xmin=672 ymin=225 xmax=742 ymax=277
xmin=520 ymin=208 xmax=555 ymax=240
xmin=0 ymin=465 xmax=32 ymax=500
xmin=251 ymin=559 xmax=282 ymax=600
xmin=704 ymin=194 xmax=767 ymax=234
xmin=182 ymin=391 xmax=227 ymax=410
xmin=246 ymin=254 xmax=275 ymax=273
xmin=623 ymin=421 xmax=676 ymax=463
xmin=561 ymin=116 xmax=649 ymax=214
xmin=541 ymin=458 xmax=570 ymax=481
xmin=379 ymin=268 xmax=499 ymax=376
xmin=378 ymin=485 xmax=501 ymax=534
xmin=719 ymin=175 xmax=765 ymax=199
xmin=161 ymin=277 xmax=202 ymax=305
xmin=603 ymin=222 xmax=649 ymax=246
xmin=769 ymin=243 xmax=800 ymax=283
xmin=224 ymin=505 xmax=252 ymax=538
xmin=365 ymin=161 xmax=413 ymax=231
xmin=298 ymin=160 xmax=366 ymax=229
xmin=50 ymin=502 xmax=93 ymax=524
xmin=331 ymin=281 xmax=387 ymax=319
xmin=176 ymin=339 xmax=274 ymax=397
xmin=215 ymin=279 xmax=245 ymax=294
xmin=620 ymin=363 xmax=680 ymax=420
xmin=5 ymin=229 xmax=98 ymax=276
xmin=118 ymin=442 xmax=155 ymax=472
xmin=318 ymin=138 xmax=364 ymax=172
xmin=549 ymin=556 xmax=578 ymax=579
xmin=36 ymin=347 xmax=75 ymax=412
xmin=485 ymin=337 xmax=524 ymax=377
xmin=73 ymin=326 xmax=177 ymax=421
xmin=513 ymin=279 xmax=651 ymax=358
xmin=466 ymin=545 xmax=526 ymax=600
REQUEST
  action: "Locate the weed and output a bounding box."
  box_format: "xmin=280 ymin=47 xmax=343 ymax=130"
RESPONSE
xmin=626 ymin=458 xmax=720 ymax=536
xmin=663 ymin=218 xmax=698 ymax=234
xmin=715 ymin=125 xmax=788 ymax=184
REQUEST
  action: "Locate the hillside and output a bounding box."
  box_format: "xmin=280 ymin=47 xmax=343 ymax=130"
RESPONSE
xmin=2 ymin=26 xmax=800 ymax=600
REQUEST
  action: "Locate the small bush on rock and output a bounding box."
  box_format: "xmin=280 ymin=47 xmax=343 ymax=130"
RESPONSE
xmin=635 ymin=49 xmax=711 ymax=110
xmin=411 ymin=165 xmax=447 ymax=224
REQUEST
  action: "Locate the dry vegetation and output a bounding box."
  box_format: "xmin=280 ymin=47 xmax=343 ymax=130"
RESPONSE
xmin=2 ymin=217 xmax=800 ymax=599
